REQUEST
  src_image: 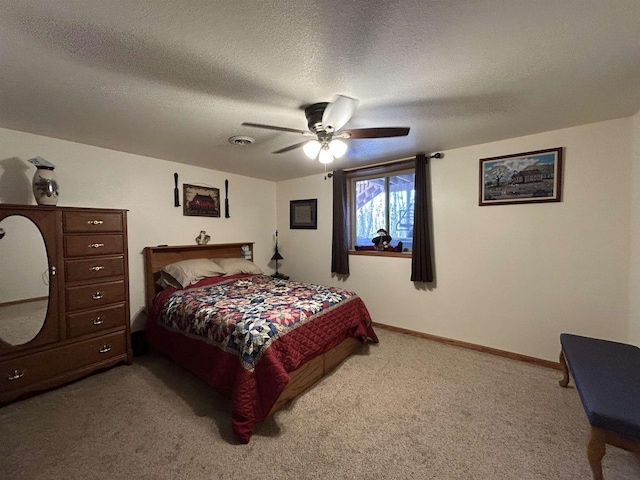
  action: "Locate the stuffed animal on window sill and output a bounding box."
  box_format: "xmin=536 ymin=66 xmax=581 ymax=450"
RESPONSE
xmin=372 ymin=228 xmax=392 ymax=251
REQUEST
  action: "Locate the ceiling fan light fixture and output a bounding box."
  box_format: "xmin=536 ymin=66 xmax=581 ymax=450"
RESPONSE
xmin=242 ymin=94 xmax=411 ymax=160
xmin=303 ymin=139 xmax=321 ymax=159
xmin=318 ymin=144 xmax=334 ymax=164
xmin=329 ymin=139 xmax=347 ymax=158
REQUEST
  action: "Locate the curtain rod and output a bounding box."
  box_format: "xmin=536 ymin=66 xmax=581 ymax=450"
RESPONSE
xmin=325 ymin=152 xmax=443 ymax=178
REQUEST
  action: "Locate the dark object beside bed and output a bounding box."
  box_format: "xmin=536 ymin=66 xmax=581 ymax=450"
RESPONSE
xmin=144 ymin=243 xmax=377 ymax=443
xmin=130 ymin=330 xmax=149 ymax=357
xmin=559 ymin=333 xmax=640 ymax=479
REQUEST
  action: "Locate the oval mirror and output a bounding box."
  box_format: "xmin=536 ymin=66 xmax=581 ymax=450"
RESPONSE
xmin=0 ymin=215 xmax=49 ymax=346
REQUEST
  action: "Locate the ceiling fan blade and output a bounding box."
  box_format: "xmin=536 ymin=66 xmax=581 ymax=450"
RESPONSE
xmin=272 ymin=140 xmax=310 ymax=154
xmin=340 ymin=127 xmax=410 ymax=139
xmin=242 ymin=122 xmax=310 ymax=135
xmin=322 ymin=95 xmax=359 ymax=132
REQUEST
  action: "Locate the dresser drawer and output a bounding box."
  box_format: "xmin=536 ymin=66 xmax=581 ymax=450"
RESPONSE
xmin=66 ymin=280 xmax=126 ymax=312
xmin=63 ymin=211 xmax=123 ymax=233
xmin=65 ymin=256 xmax=125 ymax=282
xmin=64 ymin=234 xmax=124 ymax=257
xmin=0 ymin=332 xmax=127 ymax=394
xmin=67 ymin=304 xmax=127 ymax=338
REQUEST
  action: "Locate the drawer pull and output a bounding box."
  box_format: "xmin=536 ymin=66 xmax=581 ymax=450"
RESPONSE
xmin=92 ymin=316 xmax=104 ymax=325
xmin=88 ymin=243 xmax=105 ymax=249
xmin=91 ymin=291 xmax=104 ymax=300
xmin=99 ymin=344 xmax=112 ymax=354
xmin=8 ymin=369 xmax=25 ymax=381
xmin=90 ymin=266 xmax=105 ymax=272
xmin=87 ymin=220 xmax=104 ymax=225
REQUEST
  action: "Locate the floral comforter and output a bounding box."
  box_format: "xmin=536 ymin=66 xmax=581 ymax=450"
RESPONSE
xmin=159 ymin=275 xmax=357 ymax=369
xmin=148 ymin=274 xmax=377 ymax=442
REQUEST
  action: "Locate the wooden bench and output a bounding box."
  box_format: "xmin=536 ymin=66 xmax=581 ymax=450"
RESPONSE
xmin=559 ymin=333 xmax=640 ymax=479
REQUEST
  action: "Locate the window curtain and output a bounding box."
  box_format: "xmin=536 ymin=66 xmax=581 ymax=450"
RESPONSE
xmin=411 ymin=154 xmax=434 ymax=282
xmin=331 ymin=169 xmax=349 ymax=275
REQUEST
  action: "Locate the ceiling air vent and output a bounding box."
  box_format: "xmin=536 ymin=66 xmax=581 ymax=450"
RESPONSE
xmin=228 ymin=136 xmax=254 ymax=146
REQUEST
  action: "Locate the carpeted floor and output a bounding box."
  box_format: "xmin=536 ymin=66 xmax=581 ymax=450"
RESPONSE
xmin=1 ymin=328 xmax=639 ymax=479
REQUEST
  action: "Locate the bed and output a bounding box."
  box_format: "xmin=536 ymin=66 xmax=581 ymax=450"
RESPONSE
xmin=143 ymin=242 xmax=377 ymax=443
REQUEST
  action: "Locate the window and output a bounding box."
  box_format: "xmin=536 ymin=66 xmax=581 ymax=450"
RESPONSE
xmin=348 ymin=162 xmax=415 ymax=252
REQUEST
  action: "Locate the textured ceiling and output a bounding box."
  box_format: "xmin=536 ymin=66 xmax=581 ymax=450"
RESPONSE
xmin=1 ymin=1 xmax=640 ymax=181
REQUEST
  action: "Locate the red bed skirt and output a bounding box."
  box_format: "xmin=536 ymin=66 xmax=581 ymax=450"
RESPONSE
xmin=146 ymin=289 xmax=377 ymax=442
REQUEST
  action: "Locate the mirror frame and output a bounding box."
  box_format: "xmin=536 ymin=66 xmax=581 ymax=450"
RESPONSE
xmin=0 ymin=208 xmax=60 ymax=353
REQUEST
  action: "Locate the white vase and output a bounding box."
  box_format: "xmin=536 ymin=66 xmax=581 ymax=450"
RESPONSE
xmin=32 ymin=167 xmax=59 ymax=206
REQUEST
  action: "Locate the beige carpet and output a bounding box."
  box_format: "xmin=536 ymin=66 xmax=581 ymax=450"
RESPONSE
xmin=2 ymin=328 xmax=639 ymax=479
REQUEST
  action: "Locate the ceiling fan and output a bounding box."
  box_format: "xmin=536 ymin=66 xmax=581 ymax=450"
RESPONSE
xmin=242 ymin=95 xmax=410 ymax=164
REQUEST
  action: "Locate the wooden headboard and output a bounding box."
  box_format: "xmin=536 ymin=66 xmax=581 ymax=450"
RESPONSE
xmin=143 ymin=242 xmax=254 ymax=311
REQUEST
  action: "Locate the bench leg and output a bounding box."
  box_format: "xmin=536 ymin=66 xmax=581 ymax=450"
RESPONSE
xmin=558 ymin=350 xmax=570 ymax=387
xmin=588 ymin=427 xmax=606 ymax=480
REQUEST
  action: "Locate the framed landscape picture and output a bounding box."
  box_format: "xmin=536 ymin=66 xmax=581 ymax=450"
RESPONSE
xmin=183 ymin=184 xmax=220 ymax=217
xmin=479 ymin=147 xmax=563 ymax=206
xmin=290 ymin=199 xmax=317 ymax=229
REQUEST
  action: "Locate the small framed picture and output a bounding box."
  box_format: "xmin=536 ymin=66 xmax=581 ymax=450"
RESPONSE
xmin=183 ymin=184 xmax=220 ymax=217
xmin=290 ymin=199 xmax=317 ymax=229
xmin=479 ymin=147 xmax=563 ymax=206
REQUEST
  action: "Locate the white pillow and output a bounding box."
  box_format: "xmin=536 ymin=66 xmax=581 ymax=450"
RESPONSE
xmin=156 ymin=272 xmax=182 ymax=290
xmin=211 ymin=257 xmax=263 ymax=275
xmin=161 ymin=258 xmax=227 ymax=288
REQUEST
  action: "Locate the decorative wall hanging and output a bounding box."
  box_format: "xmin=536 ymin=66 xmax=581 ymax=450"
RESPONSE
xmin=290 ymin=199 xmax=317 ymax=229
xmin=174 ymin=173 xmax=180 ymax=207
xmin=224 ymin=179 xmax=230 ymax=218
xmin=479 ymin=147 xmax=563 ymax=206
xmin=183 ymin=184 xmax=220 ymax=217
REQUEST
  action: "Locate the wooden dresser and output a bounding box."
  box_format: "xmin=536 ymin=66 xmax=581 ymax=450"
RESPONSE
xmin=0 ymin=205 xmax=132 ymax=404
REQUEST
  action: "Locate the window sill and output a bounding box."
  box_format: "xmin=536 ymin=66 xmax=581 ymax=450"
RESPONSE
xmin=349 ymin=250 xmax=412 ymax=258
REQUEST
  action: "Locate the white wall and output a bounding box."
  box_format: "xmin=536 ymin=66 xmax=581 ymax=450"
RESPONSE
xmin=0 ymin=127 xmax=276 ymax=330
xmin=2 ymin=116 xmax=634 ymax=358
xmin=276 ymin=118 xmax=633 ymax=361
xmin=629 ymin=109 xmax=640 ymax=347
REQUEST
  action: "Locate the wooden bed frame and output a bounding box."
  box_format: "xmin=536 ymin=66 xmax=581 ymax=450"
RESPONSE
xmin=143 ymin=242 xmax=362 ymax=418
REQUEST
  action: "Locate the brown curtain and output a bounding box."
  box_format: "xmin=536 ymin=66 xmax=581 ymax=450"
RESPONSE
xmin=331 ymin=169 xmax=349 ymax=275
xmin=411 ymin=154 xmax=434 ymax=282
